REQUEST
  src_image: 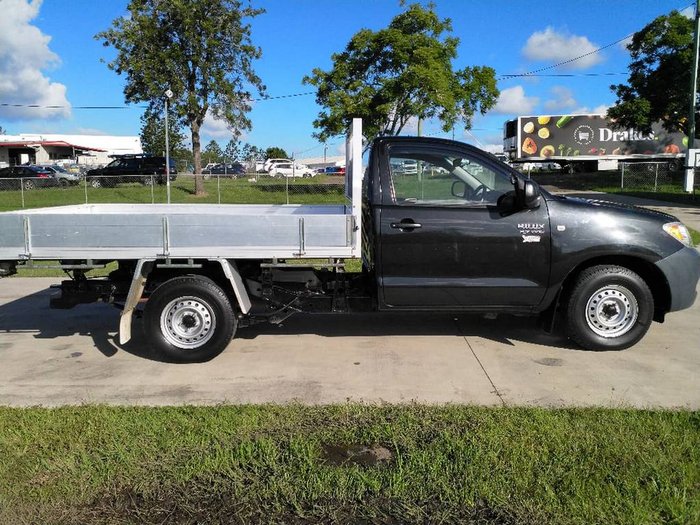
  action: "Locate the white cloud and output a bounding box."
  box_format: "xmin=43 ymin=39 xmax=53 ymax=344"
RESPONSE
xmin=201 ymin=110 xmax=231 ymax=139
xmin=571 ymin=104 xmax=609 ymax=115
xmin=618 ymin=35 xmax=633 ymax=52
xmin=544 ymin=86 xmax=577 ymax=111
xmin=522 ymin=27 xmax=603 ymax=70
xmin=681 ymin=5 xmax=695 ymax=18
xmin=0 ymin=0 xmax=70 ymax=120
xmin=490 ymin=86 xmax=539 ymax=115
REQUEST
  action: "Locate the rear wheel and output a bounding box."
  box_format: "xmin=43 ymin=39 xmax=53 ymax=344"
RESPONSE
xmin=89 ymin=178 xmax=102 ymax=188
xmin=143 ymin=276 xmax=236 ymax=362
xmin=23 ymin=179 xmax=35 ymax=190
xmin=565 ymin=265 xmax=653 ymax=350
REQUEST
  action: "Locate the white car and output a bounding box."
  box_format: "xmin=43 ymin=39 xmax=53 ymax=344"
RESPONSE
xmin=269 ymin=163 xmax=315 ymax=178
xmin=263 ymin=158 xmax=293 ymax=172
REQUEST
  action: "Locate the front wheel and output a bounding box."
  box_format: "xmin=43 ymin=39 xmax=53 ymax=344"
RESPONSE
xmin=143 ymin=276 xmax=236 ymax=362
xmin=565 ymin=265 xmax=653 ymax=351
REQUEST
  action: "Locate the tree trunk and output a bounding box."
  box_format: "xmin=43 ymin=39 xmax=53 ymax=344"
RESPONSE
xmin=191 ymin=121 xmax=206 ymax=196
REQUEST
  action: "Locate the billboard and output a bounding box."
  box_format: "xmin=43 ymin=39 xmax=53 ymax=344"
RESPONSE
xmin=514 ymin=114 xmax=687 ymax=159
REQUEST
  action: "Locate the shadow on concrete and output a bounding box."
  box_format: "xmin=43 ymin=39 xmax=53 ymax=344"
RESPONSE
xmin=0 ymin=287 xmax=583 ymax=364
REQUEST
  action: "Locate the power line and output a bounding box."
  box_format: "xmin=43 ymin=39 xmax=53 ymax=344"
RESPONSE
xmin=0 ymin=91 xmax=317 ymax=110
xmin=498 ymin=34 xmax=635 ymax=79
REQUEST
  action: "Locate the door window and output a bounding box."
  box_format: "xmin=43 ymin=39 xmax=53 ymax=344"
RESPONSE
xmin=388 ymin=149 xmax=514 ymax=206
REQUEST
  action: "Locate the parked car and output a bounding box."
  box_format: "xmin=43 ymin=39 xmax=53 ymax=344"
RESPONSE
xmin=0 ymin=165 xmax=60 ymax=190
xmin=36 ymin=165 xmax=81 ymax=186
xmin=269 ymin=163 xmax=316 ymax=178
xmin=202 ymin=163 xmax=246 ymax=178
xmin=324 ymin=166 xmax=346 ymax=175
xmin=85 ymin=155 xmax=177 ymax=188
xmin=263 ymin=158 xmax=293 ymax=172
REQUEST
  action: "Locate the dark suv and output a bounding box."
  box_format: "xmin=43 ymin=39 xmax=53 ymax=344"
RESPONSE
xmin=86 ymin=155 xmax=177 ymax=188
xmin=0 ymin=165 xmax=60 ymax=190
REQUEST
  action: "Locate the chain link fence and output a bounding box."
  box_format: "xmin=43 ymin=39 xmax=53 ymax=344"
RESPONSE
xmin=620 ymin=162 xmax=673 ymax=192
xmin=0 ymin=171 xmax=346 ymax=211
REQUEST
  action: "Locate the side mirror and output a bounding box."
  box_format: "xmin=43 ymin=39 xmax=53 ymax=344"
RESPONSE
xmin=451 ymin=180 xmax=467 ymax=198
xmin=523 ymin=180 xmax=541 ymax=209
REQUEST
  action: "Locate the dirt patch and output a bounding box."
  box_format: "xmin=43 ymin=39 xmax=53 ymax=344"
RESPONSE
xmin=321 ymin=443 xmax=393 ymax=467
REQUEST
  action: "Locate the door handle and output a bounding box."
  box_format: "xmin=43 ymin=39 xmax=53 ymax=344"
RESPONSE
xmin=391 ymin=220 xmax=422 ymax=230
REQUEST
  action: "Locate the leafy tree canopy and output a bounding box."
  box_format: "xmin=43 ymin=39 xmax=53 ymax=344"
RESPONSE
xmin=242 ymin=143 xmax=264 ymax=162
xmin=265 ymin=146 xmax=289 ymax=159
xmin=139 ymin=107 xmax=186 ymax=156
xmin=224 ymin=138 xmax=241 ymax=161
xmin=203 ymin=140 xmax=223 ymax=164
xmin=303 ymin=2 xmax=499 ymax=143
xmin=97 ymin=0 xmax=265 ymax=193
xmin=608 ymin=10 xmax=695 ymax=135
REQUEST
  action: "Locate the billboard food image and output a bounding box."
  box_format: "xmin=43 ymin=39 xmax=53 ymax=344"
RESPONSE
xmin=518 ymin=114 xmax=687 ymax=159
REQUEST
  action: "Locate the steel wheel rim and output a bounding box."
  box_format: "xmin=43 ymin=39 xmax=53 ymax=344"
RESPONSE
xmin=160 ymin=296 xmax=217 ymax=350
xmin=585 ymin=284 xmax=638 ymax=338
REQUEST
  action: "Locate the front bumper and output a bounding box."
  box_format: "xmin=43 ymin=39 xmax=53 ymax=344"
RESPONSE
xmin=655 ymin=246 xmax=700 ymax=311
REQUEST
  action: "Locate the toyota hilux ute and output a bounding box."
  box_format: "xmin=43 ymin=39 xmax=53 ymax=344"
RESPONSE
xmin=1 ymin=119 xmax=698 ymax=362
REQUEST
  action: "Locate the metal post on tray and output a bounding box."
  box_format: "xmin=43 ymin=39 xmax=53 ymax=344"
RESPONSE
xmin=164 ymin=88 xmax=173 ymax=204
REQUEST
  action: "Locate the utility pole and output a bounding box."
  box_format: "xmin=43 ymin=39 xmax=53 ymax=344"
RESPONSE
xmin=685 ymin=0 xmax=700 ymax=192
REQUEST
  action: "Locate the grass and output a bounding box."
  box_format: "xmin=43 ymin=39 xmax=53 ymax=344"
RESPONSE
xmin=0 ymin=175 xmax=345 ymax=212
xmin=691 ymin=228 xmax=700 ymax=246
xmin=592 ymin=184 xmax=700 ymax=206
xmin=0 ymin=405 xmax=697 ymax=524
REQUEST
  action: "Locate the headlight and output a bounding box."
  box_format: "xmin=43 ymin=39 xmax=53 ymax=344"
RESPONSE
xmin=663 ymin=222 xmax=693 ymax=247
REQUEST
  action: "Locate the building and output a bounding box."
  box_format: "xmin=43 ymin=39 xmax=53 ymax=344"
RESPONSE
xmin=295 ymin=154 xmax=345 ymax=170
xmin=0 ymin=133 xmax=142 ymax=167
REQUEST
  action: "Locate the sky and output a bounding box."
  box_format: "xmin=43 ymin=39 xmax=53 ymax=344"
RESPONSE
xmin=0 ymin=0 xmax=694 ymax=158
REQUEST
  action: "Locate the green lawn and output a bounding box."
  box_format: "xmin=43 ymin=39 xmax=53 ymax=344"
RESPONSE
xmin=0 ymin=175 xmax=345 ymax=212
xmin=0 ymin=405 xmax=697 ymax=524
xmin=592 ymin=184 xmax=700 ymax=207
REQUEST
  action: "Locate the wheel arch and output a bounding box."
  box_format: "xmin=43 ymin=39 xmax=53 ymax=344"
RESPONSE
xmin=557 ymin=255 xmax=671 ymax=322
xmin=118 ymin=258 xmax=251 ymax=345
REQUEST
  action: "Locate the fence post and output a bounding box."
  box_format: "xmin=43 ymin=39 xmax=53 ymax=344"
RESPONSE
xmin=654 ymin=163 xmax=659 ymax=192
xmin=20 ymin=178 xmax=25 ymax=208
xmin=285 ymin=172 xmax=289 ymax=205
xmin=621 ymin=163 xmax=625 ymax=189
xmin=217 ymin=173 xmax=221 ymax=205
xmin=151 ymin=174 xmax=155 ymax=204
xmin=84 ymin=174 xmax=88 ymax=204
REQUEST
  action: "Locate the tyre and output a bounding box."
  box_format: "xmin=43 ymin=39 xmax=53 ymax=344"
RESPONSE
xmin=565 ymin=265 xmax=653 ymax=351
xmin=23 ymin=179 xmax=35 ymax=190
xmin=89 ymin=178 xmax=102 ymax=188
xmin=143 ymin=276 xmax=236 ymax=362
xmin=142 ymin=174 xmax=155 ymax=186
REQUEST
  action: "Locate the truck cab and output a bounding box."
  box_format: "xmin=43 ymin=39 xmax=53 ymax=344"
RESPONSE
xmin=366 ymin=136 xmax=549 ymax=310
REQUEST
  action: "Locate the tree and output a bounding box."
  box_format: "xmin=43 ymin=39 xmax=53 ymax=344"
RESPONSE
xmin=608 ymin=10 xmax=695 ymax=135
xmin=139 ymin=107 xmax=186 ymax=156
xmin=265 ymin=146 xmax=289 ymax=159
xmin=0 ymin=126 xmax=5 ymax=135
xmin=224 ymin=138 xmax=241 ymax=162
xmin=203 ymin=140 xmax=223 ymax=164
xmin=303 ymin=2 xmax=498 ymax=144
xmin=97 ymin=0 xmax=265 ymax=195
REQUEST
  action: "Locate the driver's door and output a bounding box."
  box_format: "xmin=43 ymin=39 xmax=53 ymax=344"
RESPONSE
xmin=379 ymin=143 xmax=551 ymax=309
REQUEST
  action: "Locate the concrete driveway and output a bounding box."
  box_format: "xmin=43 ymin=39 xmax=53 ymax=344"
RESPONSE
xmin=1 ymin=278 xmax=698 ymax=409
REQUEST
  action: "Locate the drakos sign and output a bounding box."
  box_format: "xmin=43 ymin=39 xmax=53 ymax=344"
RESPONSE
xmin=599 ymin=128 xmax=655 ymax=142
